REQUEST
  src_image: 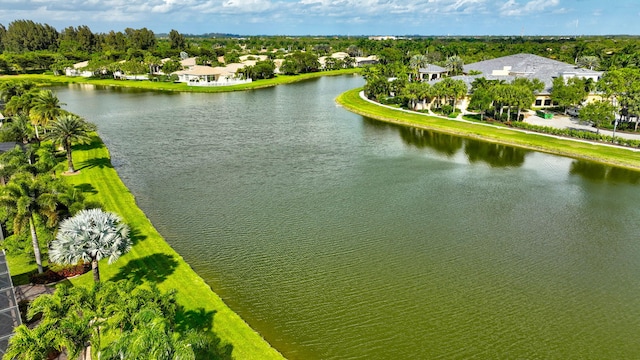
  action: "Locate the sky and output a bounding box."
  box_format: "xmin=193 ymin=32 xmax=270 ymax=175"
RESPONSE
xmin=0 ymin=0 xmax=638 ymax=36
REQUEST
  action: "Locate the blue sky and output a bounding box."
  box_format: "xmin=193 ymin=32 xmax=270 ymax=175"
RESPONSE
xmin=0 ymin=0 xmax=638 ymax=36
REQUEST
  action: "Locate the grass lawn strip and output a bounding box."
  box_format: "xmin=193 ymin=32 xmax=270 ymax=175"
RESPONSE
xmin=0 ymin=69 xmax=360 ymax=93
xmin=336 ymin=88 xmax=640 ymax=171
xmin=9 ymin=135 xmax=285 ymax=359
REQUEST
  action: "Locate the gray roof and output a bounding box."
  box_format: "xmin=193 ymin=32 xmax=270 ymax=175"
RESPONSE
xmin=456 ymin=53 xmax=603 ymax=94
xmin=419 ymin=64 xmax=447 ymax=73
xmin=0 ymin=143 xmax=22 ymax=154
xmin=0 ymin=251 xmax=21 ymax=357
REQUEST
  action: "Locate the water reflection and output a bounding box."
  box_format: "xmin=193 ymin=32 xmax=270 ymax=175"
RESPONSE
xmin=363 ymin=117 xmax=529 ymax=167
xmin=570 ymin=160 xmax=640 ymax=184
xmin=463 ymin=139 xmax=528 ymax=168
xmin=398 ymin=126 xmax=463 ymax=156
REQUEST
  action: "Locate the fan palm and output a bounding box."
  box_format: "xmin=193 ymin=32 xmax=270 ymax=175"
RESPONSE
xmin=49 ymin=208 xmax=131 ymax=282
xmin=44 ymin=114 xmax=96 ymax=174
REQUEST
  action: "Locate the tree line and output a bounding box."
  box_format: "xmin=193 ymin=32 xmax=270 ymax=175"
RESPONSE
xmin=2 ymin=19 xmax=640 ymax=76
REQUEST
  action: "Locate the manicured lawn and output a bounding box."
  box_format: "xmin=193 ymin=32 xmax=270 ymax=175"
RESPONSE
xmin=337 ymin=88 xmax=640 ymax=170
xmin=0 ymin=68 xmax=360 ymax=93
xmin=7 ymin=136 xmax=285 ymax=360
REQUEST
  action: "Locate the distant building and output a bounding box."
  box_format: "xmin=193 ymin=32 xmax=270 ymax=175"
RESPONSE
xmin=369 ymin=36 xmax=397 ymax=41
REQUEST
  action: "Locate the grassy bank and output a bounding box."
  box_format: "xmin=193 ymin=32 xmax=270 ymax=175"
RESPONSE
xmin=7 ymin=135 xmax=285 ymax=360
xmin=337 ymin=88 xmax=640 ymax=170
xmin=0 ymin=68 xmax=360 ymax=93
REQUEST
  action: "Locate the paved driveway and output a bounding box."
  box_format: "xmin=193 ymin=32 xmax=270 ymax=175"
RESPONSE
xmin=523 ymin=112 xmax=640 ymax=141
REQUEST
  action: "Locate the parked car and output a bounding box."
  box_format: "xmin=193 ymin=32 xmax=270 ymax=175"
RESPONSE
xmin=567 ymin=107 xmax=580 ymax=117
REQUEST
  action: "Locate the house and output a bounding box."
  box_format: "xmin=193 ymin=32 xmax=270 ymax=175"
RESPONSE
xmin=172 ymin=65 xmax=251 ymax=86
xmin=180 ymin=57 xmax=198 ymax=68
xmin=64 ymin=61 xmax=93 ymax=77
xmin=428 ymin=53 xmax=603 ymax=110
xmin=355 ymin=55 xmax=379 ymax=67
xmin=318 ymin=52 xmax=355 ymax=69
xmin=461 ymin=53 xmax=603 ymax=107
xmin=239 ymin=55 xmax=269 ymax=62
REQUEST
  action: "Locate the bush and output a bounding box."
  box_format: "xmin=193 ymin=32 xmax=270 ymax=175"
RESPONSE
xmin=441 ymin=104 xmax=453 ymax=115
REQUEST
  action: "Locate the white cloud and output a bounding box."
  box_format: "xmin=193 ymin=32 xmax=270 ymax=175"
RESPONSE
xmin=500 ymin=0 xmax=559 ymax=17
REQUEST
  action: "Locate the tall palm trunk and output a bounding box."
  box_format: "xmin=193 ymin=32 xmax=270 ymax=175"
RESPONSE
xmin=29 ymin=217 xmax=44 ymax=273
xmin=92 ymin=259 xmax=100 ymax=282
xmin=65 ymin=139 xmax=75 ymax=173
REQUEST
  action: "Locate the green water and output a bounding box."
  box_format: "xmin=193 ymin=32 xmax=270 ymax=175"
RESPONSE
xmin=56 ymin=77 xmax=640 ymax=359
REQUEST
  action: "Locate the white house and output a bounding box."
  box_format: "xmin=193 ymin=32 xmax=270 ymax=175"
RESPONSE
xmin=172 ymin=65 xmax=251 ymax=86
xmin=65 ymin=61 xmax=93 ymax=77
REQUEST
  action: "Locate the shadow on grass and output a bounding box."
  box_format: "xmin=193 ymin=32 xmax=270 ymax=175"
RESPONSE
xmin=175 ymin=307 xmax=234 ymax=360
xmin=129 ymin=227 xmax=147 ymax=246
xmin=74 ymin=183 xmax=97 ymax=194
xmin=77 ymin=157 xmax=113 ymax=170
xmin=109 ymin=253 xmax=178 ymax=286
xmin=73 ymin=136 xmax=104 ymax=151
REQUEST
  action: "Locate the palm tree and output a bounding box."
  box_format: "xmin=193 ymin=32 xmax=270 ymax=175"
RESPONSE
xmin=49 ymin=208 xmax=131 ymax=282
xmin=0 ymin=146 xmax=30 ymax=186
xmin=44 ymin=114 xmax=96 ymax=174
xmin=0 ymin=80 xmax=35 ymax=104
xmin=577 ymin=55 xmax=600 ymax=70
xmin=409 ymin=54 xmax=428 ymax=82
xmin=24 ymin=284 xmax=96 ymax=360
xmin=29 ymin=90 xmax=66 ymax=140
xmin=4 ymin=91 xmax=37 ymax=117
xmin=101 ymin=307 xmax=211 ymax=360
xmin=3 ymin=323 xmax=59 ymax=360
xmin=0 ymin=172 xmax=62 ymax=273
xmin=1 ymin=113 xmax=36 ymax=144
xmin=445 ymin=55 xmax=464 ymax=76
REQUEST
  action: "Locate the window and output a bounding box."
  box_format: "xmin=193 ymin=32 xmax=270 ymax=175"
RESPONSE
xmin=535 ymin=99 xmax=542 ymax=106
xmin=544 ymin=99 xmax=552 ymax=106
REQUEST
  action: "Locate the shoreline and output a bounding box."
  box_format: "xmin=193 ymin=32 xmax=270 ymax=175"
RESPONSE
xmin=6 ymin=134 xmax=286 ymax=359
xmin=0 ymin=68 xmax=360 ymax=93
xmin=336 ymin=88 xmax=640 ymax=171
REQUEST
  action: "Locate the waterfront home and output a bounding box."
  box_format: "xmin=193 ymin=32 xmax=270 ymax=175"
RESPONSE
xmin=172 ymin=65 xmax=251 ymax=86
xmin=64 ymin=61 xmax=93 ymax=77
xmin=428 ymin=53 xmax=603 ymax=111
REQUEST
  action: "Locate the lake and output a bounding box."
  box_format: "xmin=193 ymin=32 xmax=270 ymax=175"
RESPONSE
xmin=56 ymin=76 xmax=640 ymax=359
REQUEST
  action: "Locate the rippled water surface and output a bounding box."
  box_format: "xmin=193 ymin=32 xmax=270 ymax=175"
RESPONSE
xmin=57 ymin=77 xmax=640 ymax=359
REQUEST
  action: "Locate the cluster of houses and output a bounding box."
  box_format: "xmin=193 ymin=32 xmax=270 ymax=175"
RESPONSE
xmin=65 ymin=52 xmax=379 ymax=87
xmin=419 ymin=53 xmax=603 ymax=111
xmin=64 ymin=51 xmax=605 ymax=112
